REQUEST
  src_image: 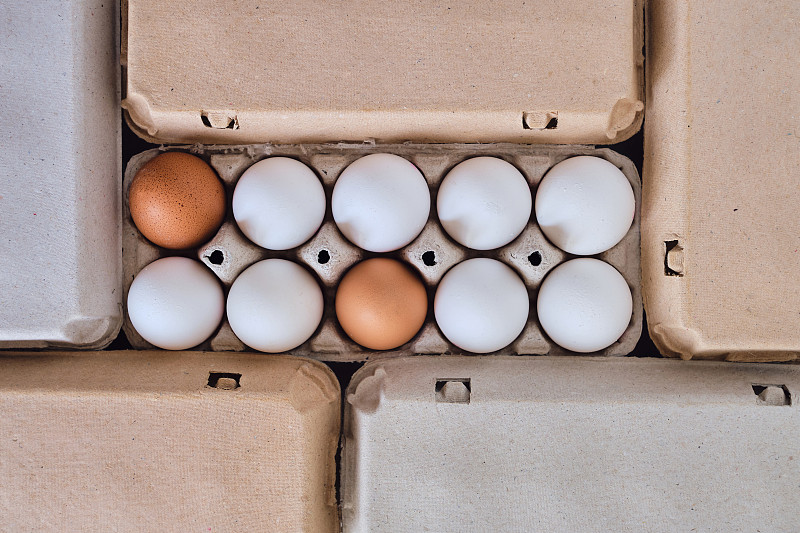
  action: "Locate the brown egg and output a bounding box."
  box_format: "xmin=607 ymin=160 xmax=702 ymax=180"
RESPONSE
xmin=129 ymin=152 xmax=226 ymax=249
xmin=336 ymin=258 xmax=428 ymax=350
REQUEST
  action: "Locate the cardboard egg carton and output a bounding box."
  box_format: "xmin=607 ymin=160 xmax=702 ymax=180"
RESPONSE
xmin=123 ymin=143 xmax=642 ymax=361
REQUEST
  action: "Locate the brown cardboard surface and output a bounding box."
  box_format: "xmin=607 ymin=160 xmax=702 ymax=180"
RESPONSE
xmin=643 ymin=1 xmax=800 ymax=361
xmin=122 ymin=0 xmax=643 ymax=145
xmin=0 ymin=0 xmax=122 ymax=348
xmin=0 ymin=351 xmax=340 ymax=532
xmin=123 ymin=145 xmax=642 ymax=359
xmin=343 ymin=356 xmax=800 ymax=532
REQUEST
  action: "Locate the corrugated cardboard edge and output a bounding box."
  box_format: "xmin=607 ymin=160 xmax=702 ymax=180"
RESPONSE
xmin=120 ymin=1 xmax=644 ymax=146
xmin=0 ymin=350 xmax=341 ymax=532
xmin=642 ymin=2 xmax=800 ymax=363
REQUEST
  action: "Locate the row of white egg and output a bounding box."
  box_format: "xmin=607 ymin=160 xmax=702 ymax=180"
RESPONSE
xmin=127 ymin=254 xmax=632 ymax=355
xmin=232 ymin=154 xmax=634 ymax=255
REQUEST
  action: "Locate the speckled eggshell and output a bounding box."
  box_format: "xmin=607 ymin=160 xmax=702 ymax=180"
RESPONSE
xmin=335 ymin=258 xmax=428 ymax=350
xmin=129 ymin=152 xmax=226 ymax=250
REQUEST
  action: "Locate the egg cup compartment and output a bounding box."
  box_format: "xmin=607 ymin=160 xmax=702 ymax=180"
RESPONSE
xmin=123 ymin=144 xmax=642 ymax=361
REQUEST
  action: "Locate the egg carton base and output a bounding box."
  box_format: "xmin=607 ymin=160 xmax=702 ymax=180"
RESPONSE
xmin=122 ymin=143 xmax=642 ymax=361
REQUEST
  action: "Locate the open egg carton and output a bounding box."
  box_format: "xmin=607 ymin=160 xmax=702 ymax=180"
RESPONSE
xmin=123 ymin=143 xmax=642 ymax=362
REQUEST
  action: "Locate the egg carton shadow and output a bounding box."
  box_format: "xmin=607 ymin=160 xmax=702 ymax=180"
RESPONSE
xmin=122 ymin=143 xmax=642 ymax=362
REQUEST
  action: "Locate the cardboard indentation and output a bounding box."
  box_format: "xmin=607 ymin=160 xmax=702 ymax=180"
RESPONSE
xmin=123 ymin=145 xmax=642 ymax=361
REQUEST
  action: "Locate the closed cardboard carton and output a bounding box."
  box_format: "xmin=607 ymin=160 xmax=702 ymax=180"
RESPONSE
xmin=0 ymin=351 xmax=341 ymax=531
xmin=343 ymin=356 xmax=800 ymax=531
xmin=0 ymin=0 xmax=122 ymax=349
xmin=642 ymin=0 xmax=800 ymax=361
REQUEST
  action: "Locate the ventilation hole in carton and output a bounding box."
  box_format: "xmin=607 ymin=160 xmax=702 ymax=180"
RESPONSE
xmin=422 ymin=251 xmax=437 ymax=266
xmin=752 ymin=384 xmax=791 ymax=406
xmin=435 ymin=379 xmax=471 ymax=404
xmin=528 ymin=251 xmax=542 ymax=266
xmin=522 ymin=111 xmax=558 ymax=130
xmin=317 ymin=250 xmax=330 ymax=264
xmin=208 ymin=250 xmax=224 ymax=265
xmin=200 ymin=112 xmax=238 ymax=130
xmin=664 ymin=240 xmax=684 ymax=277
xmin=208 ymin=372 xmax=241 ymax=390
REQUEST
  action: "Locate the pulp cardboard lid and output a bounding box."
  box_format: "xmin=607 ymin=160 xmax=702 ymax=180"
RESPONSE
xmin=122 ymin=0 xmax=643 ymax=145
xmin=0 ymin=351 xmax=341 ymax=532
xmin=642 ymin=0 xmax=800 ymax=361
xmin=0 ymin=1 xmax=122 ymax=348
xmin=343 ymin=356 xmax=800 ymax=532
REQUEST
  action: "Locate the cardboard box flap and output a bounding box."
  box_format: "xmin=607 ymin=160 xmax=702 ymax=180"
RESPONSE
xmin=123 ymin=0 xmax=643 ymax=145
xmin=643 ymin=0 xmax=800 ymax=361
xmin=0 ymin=351 xmax=340 ymax=532
xmin=343 ymin=356 xmax=800 ymax=532
xmin=0 ymin=0 xmax=121 ymax=349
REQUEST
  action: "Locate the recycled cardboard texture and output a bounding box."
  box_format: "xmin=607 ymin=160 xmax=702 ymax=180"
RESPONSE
xmin=0 ymin=0 xmax=122 ymax=348
xmin=343 ymin=356 xmax=800 ymax=532
xmin=122 ymin=144 xmax=642 ymax=360
xmin=122 ymin=0 xmax=643 ymax=145
xmin=0 ymin=351 xmax=340 ymax=532
xmin=642 ymin=1 xmax=800 ymax=361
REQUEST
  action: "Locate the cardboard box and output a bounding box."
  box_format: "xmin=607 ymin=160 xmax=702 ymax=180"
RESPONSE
xmin=0 ymin=351 xmax=341 ymax=531
xmin=342 ymin=356 xmax=800 ymax=531
xmin=642 ymin=1 xmax=800 ymax=361
xmin=0 ymin=0 xmax=122 ymax=349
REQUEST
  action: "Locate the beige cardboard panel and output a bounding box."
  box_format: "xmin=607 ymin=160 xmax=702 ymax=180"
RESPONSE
xmin=0 ymin=0 xmax=122 ymax=348
xmin=343 ymin=356 xmax=800 ymax=532
xmin=0 ymin=351 xmax=340 ymax=532
xmin=123 ymin=0 xmax=643 ymax=145
xmin=643 ymin=1 xmax=800 ymax=361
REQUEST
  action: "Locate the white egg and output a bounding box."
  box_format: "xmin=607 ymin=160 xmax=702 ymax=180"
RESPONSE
xmin=437 ymin=157 xmax=532 ymax=250
xmin=226 ymin=259 xmax=323 ymax=352
xmin=537 ymin=258 xmax=632 ymax=353
xmin=127 ymin=256 xmax=224 ymax=350
xmin=535 ymin=156 xmax=635 ymax=255
xmin=233 ymin=157 xmax=326 ymax=250
xmin=434 ymin=258 xmax=529 ymax=353
xmin=332 ymin=153 xmax=430 ymax=252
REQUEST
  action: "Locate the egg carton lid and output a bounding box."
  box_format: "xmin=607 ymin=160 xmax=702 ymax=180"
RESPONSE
xmin=0 ymin=350 xmax=340 ymax=531
xmin=343 ymin=356 xmax=800 ymax=532
xmin=642 ymin=0 xmax=800 ymax=361
xmin=122 ymin=0 xmax=644 ymax=145
xmin=0 ymin=1 xmax=122 ymax=348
